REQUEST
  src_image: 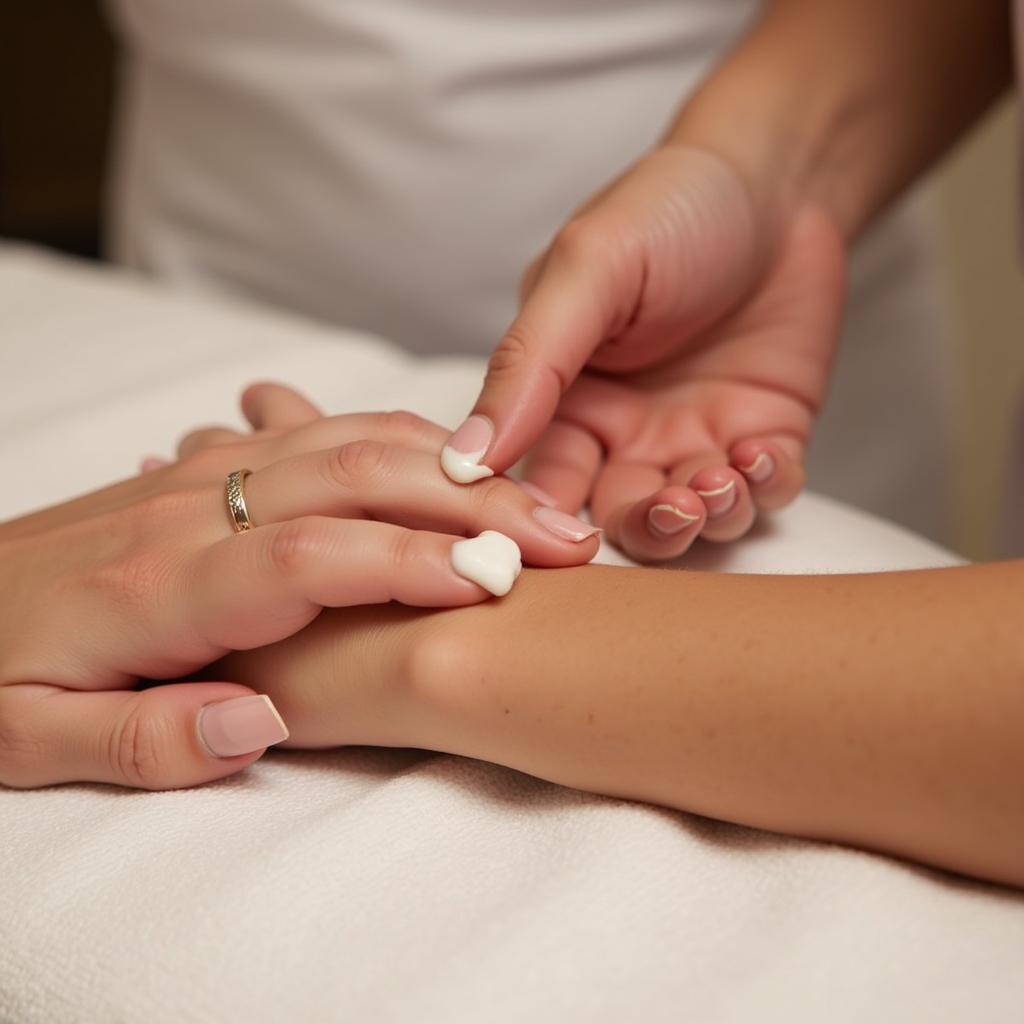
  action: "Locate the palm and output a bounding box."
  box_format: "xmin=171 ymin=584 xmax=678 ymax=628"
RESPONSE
xmin=576 ymin=203 xmax=840 ymax=466
xmin=524 ymin=196 xmax=846 ymax=542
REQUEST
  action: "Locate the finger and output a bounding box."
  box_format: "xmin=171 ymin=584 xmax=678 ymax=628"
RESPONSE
xmin=442 ymin=224 xmax=630 ymax=480
xmin=517 ymin=251 xmax=546 ymax=304
xmin=608 ymin=486 xmax=707 ymax=564
xmin=730 ymin=437 xmax=806 ymax=512
xmin=241 ymin=381 xmax=323 ymax=431
xmin=684 ymin=464 xmax=756 ymax=543
xmin=520 ymin=419 xmax=603 ymax=513
xmin=266 ymin=409 xmax=450 ymax=465
xmin=0 ymin=681 xmax=287 ymax=790
xmin=590 ymin=460 xmax=665 ymax=529
xmin=140 ymin=456 xmax=171 ymax=474
xmin=589 ymin=461 xmax=707 ymax=563
xmin=189 ymin=517 xmax=513 ymax=652
xmin=174 ymin=410 xmax=451 ymax=484
xmin=177 ymin=426 xmax=246 ymax=460
xmin=241 ymin=442 xmax=600 ymax=566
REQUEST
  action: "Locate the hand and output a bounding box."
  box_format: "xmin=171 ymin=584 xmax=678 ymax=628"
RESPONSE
xmin=0 ymin=400 xmax=598 ymax=790
xmin=442 ymin=145 xmax=846 ymax=562
xmin=206 ymin=602 xmax=429 ymax=751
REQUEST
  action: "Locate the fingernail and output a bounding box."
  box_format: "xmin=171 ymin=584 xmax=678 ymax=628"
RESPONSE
xmin=140 ymin=456 xmax=170 ymax=473
xmin=533 ymin=506 xmax=601 ymax=542
xmin=648 ymin=503 xmax=701 ymax=537
xmin=519 ymin=481 xmax=558 ymax=507
xmin=441 ymin=415 xmax=495 ymax=484
xmin=738 ymin=452 xmax=775 ymax=484
xmin=696 ymin=479 xmax=738 ymax=519
xmin=197 ymin=695 xmax=289 ymax=758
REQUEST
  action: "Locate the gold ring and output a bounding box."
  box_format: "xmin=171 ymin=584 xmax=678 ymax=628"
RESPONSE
xmin=225 ymin=469 xmax=255 ymax=532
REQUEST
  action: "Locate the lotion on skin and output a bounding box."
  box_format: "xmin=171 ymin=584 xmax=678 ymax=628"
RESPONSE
xmin=451 ymin=531 xmax=522 ymax=597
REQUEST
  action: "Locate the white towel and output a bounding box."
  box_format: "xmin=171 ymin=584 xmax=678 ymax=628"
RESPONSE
xmin=1 ymin=245 xmax=1021 ymax=1023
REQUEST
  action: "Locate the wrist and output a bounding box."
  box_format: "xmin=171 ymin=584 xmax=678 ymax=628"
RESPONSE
xmin=661 ymin=8 xmax=874 ymax=241
xmin=402 ymin=568 xmax=566 ymax=761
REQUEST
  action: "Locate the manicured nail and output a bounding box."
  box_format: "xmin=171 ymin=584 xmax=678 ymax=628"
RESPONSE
xmin=738 ymin=452 xmax=775 ymax=484
xmin=648 ymin=503 xmax=701 ymax=537
xmin=441 ymin=415 xmax=495 ymax=484
xmin=451 ymin=530 xmax=522 ymax=597
xmin=519 ymin=480 xmax=558 ymax=507
xmin=140 ymin=456 xmax=170 ymax=473
xmin=696 ymin=479 xmax=738 ymax=519
xmin=197 ymin=695 xmax=289 ymax=758
xmin=533 ymin=506 xmax=601 ymax=542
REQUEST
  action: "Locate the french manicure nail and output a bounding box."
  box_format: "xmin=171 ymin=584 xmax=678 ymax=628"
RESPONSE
xmin=519 ymin=480 xmax=558 ymax=507
xmin=197 ymin=695 xmax=289 ymax=758
xmin=696 ymin=479 xmax=738 ymax=519
xmin=441 ymin=415 xmax=495 ymax=484
xmin=738 ymin=452 xmax=775 ymax=484
xmin=533 ymin=506 xmax=601 ymax=542
xmin=648 ymin=503 xmax=701 ymax=536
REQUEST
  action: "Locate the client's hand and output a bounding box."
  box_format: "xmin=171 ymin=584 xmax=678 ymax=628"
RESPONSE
xmin=207 ymin=603 xmax=428 ymax=751
xmin=442 ymin=146 xmax=846 ymax=562
xmin=0 ymin=405 xmax=598 ymax=791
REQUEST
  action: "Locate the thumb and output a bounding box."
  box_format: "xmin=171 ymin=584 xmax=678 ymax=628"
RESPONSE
xmin=442 ymin=224 xmax=634 ymax=481
xmin=0 ymin=682 xmax=289 ymax=790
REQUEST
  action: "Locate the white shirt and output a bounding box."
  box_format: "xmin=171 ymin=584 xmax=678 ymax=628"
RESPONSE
xmin=107 ymin=0 xmax=756 ymax=354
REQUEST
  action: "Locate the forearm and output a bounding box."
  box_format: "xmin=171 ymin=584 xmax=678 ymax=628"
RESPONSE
xmin=408 ymin=564 xmax=1024 ymax=887
xmin=668 ymin=0 xmax=1013 ymax=237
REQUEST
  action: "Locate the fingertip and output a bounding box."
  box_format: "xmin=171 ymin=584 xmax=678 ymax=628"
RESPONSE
xmin=11 ymin=682 xmax=277 ymax=791
xmin=648 ymin=503 xmax=702 ymax=537
xmin=441 ymin=414 xmax=496 ymax=483
xmin=240 ymin=380 xmax=278 ymax=418
xmin=730 ymin=439 xmax=805 ymax=511
xmin=606 ymin=487 xmax=705 ymax=564
xmin=690 ymin=466 xmax=757 ymax=542
xmin=196 ymin=693 xmax=290 ymax=760
xmin=691 ymin=467 xmax=742 ymax=521
xmin=241 ymin=380 xmax=323 ymax=431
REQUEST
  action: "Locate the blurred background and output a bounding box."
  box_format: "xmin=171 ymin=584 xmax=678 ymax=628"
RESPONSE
xmin=1 ymin=2 xmax=1021 ymax=559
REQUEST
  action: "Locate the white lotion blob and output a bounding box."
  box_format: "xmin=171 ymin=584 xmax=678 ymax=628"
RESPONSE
xmin=450 ymin=530 xmax=522 ymax=597
xmin=440 ymin=444 xmax=495 ymax=484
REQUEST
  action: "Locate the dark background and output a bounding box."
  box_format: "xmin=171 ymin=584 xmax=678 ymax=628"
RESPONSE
xmin=0 ymin=3 xmax=117 ymax=257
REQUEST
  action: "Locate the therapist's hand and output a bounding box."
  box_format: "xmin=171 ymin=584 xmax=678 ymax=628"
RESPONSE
xmin=443 ymin=145 xmax=846 ymax=562
xmin=0 ymin=407 xmax=597 ymax=791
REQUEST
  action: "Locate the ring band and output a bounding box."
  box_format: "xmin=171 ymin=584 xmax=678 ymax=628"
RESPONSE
xmin=225 ymin=469 xmax=255 ymax=532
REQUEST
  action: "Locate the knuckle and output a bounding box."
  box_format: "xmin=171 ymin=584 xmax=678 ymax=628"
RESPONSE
xmin=109 ymin=700 xmax=170 ymax=789
xmin=326 ymin=440 xmax=393 ymax=492
xmin=473 ymin=476 xmax=517 ymax=522
xmin=378 ymin=409 xmax=432 ymax=442
xmin=268 ymin=518 xmax=322 ymax=578
xmin=551 ymin=217 xmax=600 ymax=264
xmin=485 ymin=328 xmax=533 ymax=383
xmin=173 ymin=444 xmax=236 ymax=482
xmin=386 ymin=527 xmax=417 ymax=575
xmin=176 ymin=427 xmax=216 ymax=457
